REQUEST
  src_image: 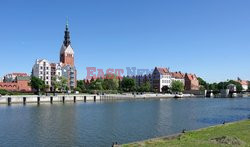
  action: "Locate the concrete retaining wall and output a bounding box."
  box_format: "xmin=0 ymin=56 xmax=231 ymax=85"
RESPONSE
xmin=0 ymin=93 xmax=196 ymax=105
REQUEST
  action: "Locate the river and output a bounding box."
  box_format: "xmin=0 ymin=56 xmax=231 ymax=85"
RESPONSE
xmin=0 ymin=97 xmax=250 ymax=146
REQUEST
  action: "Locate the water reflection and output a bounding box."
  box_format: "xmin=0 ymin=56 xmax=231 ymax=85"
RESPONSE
xmin=0 ymin=98 xmax=249 ymax=146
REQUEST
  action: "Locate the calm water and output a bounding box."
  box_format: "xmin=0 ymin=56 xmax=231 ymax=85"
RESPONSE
xmin=0 ymin=98 xmax=250 ymax=146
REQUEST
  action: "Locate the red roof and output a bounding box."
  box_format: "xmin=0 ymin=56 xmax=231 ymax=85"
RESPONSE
xmin=238 ymin=80 xmax=248 ymax=85
xmin=171 ymin=72 xmax=184 ymax=79
xmin=186 ymin=73 xmax=198 ymax=81
xmin=156 ymin=67 xmax=169 ymax=75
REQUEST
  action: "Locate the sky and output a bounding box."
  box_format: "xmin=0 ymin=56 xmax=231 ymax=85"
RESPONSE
xmin=0 ymin=0 xmax=250 ymax=83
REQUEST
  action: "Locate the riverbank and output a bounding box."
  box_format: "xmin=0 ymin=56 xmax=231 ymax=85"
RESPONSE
xmin=0 ymin=93 xmax=196 ymax=104
xmin=121 ymin=120 xmax=250 ymax=147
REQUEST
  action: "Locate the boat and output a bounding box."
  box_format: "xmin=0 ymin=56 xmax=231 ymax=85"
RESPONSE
xmin=174 ymin=94 xmax=183 ymax=98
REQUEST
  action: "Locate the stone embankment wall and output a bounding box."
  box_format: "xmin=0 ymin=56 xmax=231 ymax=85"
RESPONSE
xmin=0 ymin=93 xmax=195 ymax=105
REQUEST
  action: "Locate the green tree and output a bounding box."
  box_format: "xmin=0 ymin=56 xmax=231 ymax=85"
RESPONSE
xmin=171 ymin=81 xmax=184 ymax=93
xmin=227 ymin=80 xmax=243 ymax=91
xmin=121 ymin=77 xmax=136 ymax=92
xmin=89 ymin=79 xmax=103 ymax=90
xmin=77 ymin=80 xmax=86 ymax=92
xmin=30 ymin=76 xmax=45 ymax=94
xmin=102 ymin=78 xmax=119 ymax=90
xmin=140 ymin=81 xmax=151 ymax=92
xmin=197 ymin=77 xmax=208 ymax=89
xmin=59 ymin=77 xmax=68 ymax=92
xmin=51 ymin=76 xmax=60 ymax=92
xmin=208 ymin=83 xmax=219 ymax=91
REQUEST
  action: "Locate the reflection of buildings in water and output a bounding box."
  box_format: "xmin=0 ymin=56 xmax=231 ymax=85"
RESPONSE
xmin=31 ymin=104 xmax=77 ymax=146
xmin=156 ymin=99 xmax=198 ymax=135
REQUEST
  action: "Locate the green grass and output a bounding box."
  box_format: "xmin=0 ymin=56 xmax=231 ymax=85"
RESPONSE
xmin=123 ymin=120 xmax=250 ymax=147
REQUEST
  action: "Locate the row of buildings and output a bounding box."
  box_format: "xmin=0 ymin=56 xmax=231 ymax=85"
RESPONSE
xmin=0 ymin=23 xmax=248 ymax=93
xmin=0 ymin=73 xmax=31 ymax=92
xmin=129 ymin=67 xmax=200 ymax=92
xmin=0 ymin=22 xmax=77 ymax=92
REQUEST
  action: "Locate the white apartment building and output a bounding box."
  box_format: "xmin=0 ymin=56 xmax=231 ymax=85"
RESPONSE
xmin=152 ymin=67 xmax=172 ymax=92
xmin=32 ymin=59 xmax=52 ymax=86
xmin=51 ymin=63 xmax=62 ymax=81
xmin=171 ymin=71 xmax=185 ymax=85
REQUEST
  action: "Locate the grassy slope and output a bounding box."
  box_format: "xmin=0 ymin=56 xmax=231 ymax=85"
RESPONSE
xmin=123 ymin=120 xmax=250 ymax=147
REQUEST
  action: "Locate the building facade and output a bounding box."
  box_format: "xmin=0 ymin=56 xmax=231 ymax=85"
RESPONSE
xmin=184 ymin=73 xmax=200 ymax=90
xmin=171 ymin=71 xmax=185 ymax=85
xmin=152 ymin=67 xmax=171 ymax=92
xmin=32 ymin=59 xmax=52 ymax=86
xmin=0 ymin=73 xmax=31 ymax=92
xmin=50 ymin=63 xmax=62 ymax=81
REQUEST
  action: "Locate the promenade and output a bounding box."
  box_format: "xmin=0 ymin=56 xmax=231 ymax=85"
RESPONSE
xmin=0 ymin=93 xmax=195 ymax=105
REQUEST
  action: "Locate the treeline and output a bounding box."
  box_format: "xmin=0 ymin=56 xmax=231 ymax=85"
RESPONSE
xmin=76 ymin=77 xmax=152 ymax=94
xmin=76 ymin=77 xmax=185 ymax=94
xmin=198 ymin=77 xmax=247 ymax=91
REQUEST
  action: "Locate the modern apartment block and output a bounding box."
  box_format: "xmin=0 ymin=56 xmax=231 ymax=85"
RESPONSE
xmin=32 ymin=59 xmax=52 ymax=86
xmin=50 ymin=63 xmax=62 ymax=81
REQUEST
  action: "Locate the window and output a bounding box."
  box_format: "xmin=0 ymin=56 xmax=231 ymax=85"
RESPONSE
xmin=46 ymin=67 xmax=49 ymax=70
xmin=40 ymin=71 xmax=42 ymax=74
xmin=46 ymin=81 xmax=48 ymax=85
xmin=40 ymin=66 xmax=43 ymax=70
xmin=46 ymin=76 xmax=49 ymax=80
xmin=46 ymin=72 xmax=49 ymax=74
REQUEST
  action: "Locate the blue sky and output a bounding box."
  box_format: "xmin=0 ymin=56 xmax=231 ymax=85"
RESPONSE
xmin=0 ymin=0 xmax=250 ymax=82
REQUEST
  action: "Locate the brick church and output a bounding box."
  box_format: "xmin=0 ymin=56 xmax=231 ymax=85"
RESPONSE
xmin=32 ymin=22 xmax=77 ymax=90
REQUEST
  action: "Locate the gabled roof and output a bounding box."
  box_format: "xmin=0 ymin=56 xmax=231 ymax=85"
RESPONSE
xmin=171 ymin=71 xmax=184 ymax=79
xmin=155 ymin=67 xmax=169 ymax=75
xmin=185 ymin=73 xmax=198 ymax=81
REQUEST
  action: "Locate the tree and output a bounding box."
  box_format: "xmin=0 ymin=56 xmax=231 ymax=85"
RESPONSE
xmin=51 ymin=76 xmax=60 ymax=92
xmin=59 ymin=77 xmax=68 ymax=92
xmin=208 ymin=83 xmax=218 ymax=91
xmin=162 ymin=85 xmax=170 ymax=93
xmin=30 ymin=76 xmax=45 ymax=94
xmin=89 ymin=79 xmax=103 ymax=90
xmin=227 ymin=80 xmax=243 ymax=91
xmin=197 ymin=77 xmax=208 ymax=89
xmin=102 ymin=78 xmax=119 ymax=90
xmin=137 ymin=81 xmax=151 ymax=92
xmin=141 ymin=81 xmax=151 ymax=92
xmin=171 ymin=81 xmax=184 ymax=93
xmin=121 ymin=77 xmax=136 ymax=92
xmin=77 ymin=80 xmax=86 ymax=93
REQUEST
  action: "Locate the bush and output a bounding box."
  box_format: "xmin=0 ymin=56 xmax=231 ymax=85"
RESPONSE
xmin=0 ymin=89 xmax=10 ymax=95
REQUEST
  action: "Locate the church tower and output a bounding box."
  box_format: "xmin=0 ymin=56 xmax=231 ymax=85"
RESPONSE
xmin=60 ymin=21 xmax=74 ymax=66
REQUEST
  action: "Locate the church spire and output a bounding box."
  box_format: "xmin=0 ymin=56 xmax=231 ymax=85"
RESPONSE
xmin=63 ymin=18 xmax=71 ymax=47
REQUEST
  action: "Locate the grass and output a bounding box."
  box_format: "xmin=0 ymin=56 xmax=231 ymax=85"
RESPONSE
xmin=123 ymin=120 xmax=250 ymax=147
